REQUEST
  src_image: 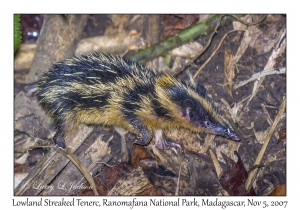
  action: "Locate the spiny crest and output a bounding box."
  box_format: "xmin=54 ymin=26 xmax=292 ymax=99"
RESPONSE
xmin=156 ymin=76 xmax=225 ymax=128
xmin=154 ymin=75 xmax=180 ymax=117
xmin=94 ymin=52 xmax=155 ymax=76
xmin=156 ymin=74 xmax=185 ymax=89
xmin=190 ymin=89 xmax=231 ymax=129
xmin=202 ymin=96 xmax=233 ymax=130
xmin=187 ymin=88 xmax=223 ymax=124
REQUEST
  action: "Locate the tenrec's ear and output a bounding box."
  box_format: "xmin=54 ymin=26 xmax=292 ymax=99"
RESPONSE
xmin=183 ymin=99 xmax=194 ymax=120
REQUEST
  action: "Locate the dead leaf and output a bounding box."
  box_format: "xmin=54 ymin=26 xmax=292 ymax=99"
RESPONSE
xmin=138 ymin=187 xmax=165 ymax=196
xmin=223 ymin=27 xmax=253 ymax=97
xmin=104 ymin=15 xmax=133 ymax=35
xmin=215 ymin=140 xmax=241 ymax=163
xmin=256 ymin=171 xmax=286 ymax=195
xmin=76 ymin=163 xmax=133 ymax=196
xmin=268 ymin=185 xmax=286 ymax=196
xmin=85 ymin=134 xmax=111 ymax=162
xmin=183 ymin=159 xmax=221 ymax=195
xmin=232 ymin=14 xmax=251 ymax=30
xmin=162 ymin=15 xmax=198 ymax=38
xmin=108 ymin=167 xmax=153 ymax=195
xmin=14 ymin=173 xmax=29 ymax=189
xmin=171 ymin=41 xmax=203 ymax=59
xmin=131 ymin=145 xmax=151 ymax=168
xmin=165 ymin=128 xmax=202 ymax=153
xmin=219 ymin=152 xmax=256 ymax=195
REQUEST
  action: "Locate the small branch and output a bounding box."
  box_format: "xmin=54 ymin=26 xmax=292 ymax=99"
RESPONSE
xmin=193 ymin=29 xmax=246 ymax=79
xmin=200 ymin=134 xmax=215 ymax=153
xmin=209 ymin=149 xmax=223 ymax=178
xmin=129 ymin=15 xmax=245 ymax=63
xmin=209 ymin=149 xmax=230 ymax=196
xmin=175 ymin=15 xmax=224 ymax=77
xmin=233 ymin=67 xmax=286 ymax=90
xmin=230 ymin=14 xmax=268 ymax=26
xmin=244 ymin=30 xmax=286 ymax=107
xmin=177 ymin=14 xmax=267 ymax=78
xmin=245 ymin=96 xmax=286 ymax=192
xmin=55 ymin=147 xmax=99 ymax=196
xmin=175 ymin=162 xmax=182 ymax=196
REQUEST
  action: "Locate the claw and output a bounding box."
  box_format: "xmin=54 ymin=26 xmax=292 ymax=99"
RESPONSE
xmin=154 ymin=129 xmax=181 ymax=154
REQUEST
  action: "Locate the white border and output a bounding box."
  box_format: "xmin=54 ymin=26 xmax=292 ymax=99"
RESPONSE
xmin=2 ymin=0 xmax=298 ymax=209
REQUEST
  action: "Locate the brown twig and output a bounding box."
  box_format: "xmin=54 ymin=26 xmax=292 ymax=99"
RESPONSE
xmin=54 ymin=147 xmax=99 ymax=196
xmin=233 ymin=67 xmax=286 ymax=90
xmin=209 ymin=149 xmax=230 ymax=196
xmin=209 ymin=149 xmax=223 ymax=178
xmin=175 ymin=162 xmax=182 ymax=196
xmin=245 ymin=96 xmax=286 ymax=192
xmin=230 ymin=14 xmax=268 ymax=26
xmin=176 ymin=14 xmax=267 ymax=78
xmin=193 ymin=29 xmax=246 ymax=79
xmin=175 ymin=15 xmax=224 ymax=77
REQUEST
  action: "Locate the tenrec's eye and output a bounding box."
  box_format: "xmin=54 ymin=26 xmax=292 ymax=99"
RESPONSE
xmin=224 ymin=128 xmax=229 ymax=135
xmin=205 ymin=121 xmax=210 ymax=127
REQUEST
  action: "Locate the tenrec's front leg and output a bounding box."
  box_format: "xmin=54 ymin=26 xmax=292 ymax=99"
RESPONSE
xmin=127 ymin=118 xmax=181 ymax=153
xmin=129 ymin=118 xmax=152 ymax=146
